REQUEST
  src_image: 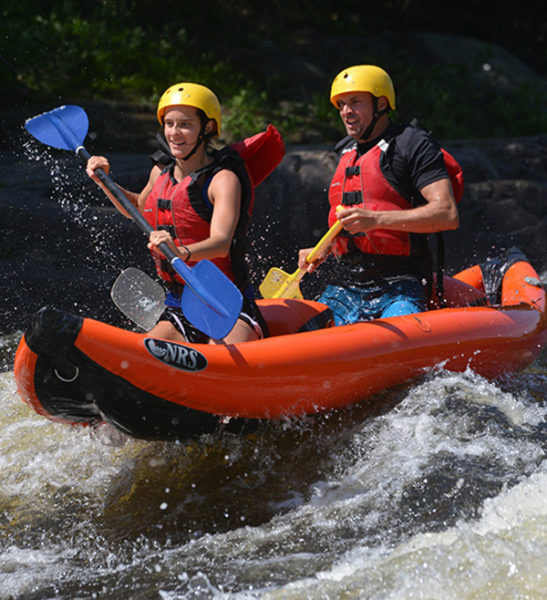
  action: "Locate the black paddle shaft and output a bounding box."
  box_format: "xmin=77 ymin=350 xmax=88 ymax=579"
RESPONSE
xmin=76 ymin=146 xmax=179 ymax=265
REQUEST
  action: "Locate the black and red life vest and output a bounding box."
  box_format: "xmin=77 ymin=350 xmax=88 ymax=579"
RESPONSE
xmin=328 ymin=128 xmax=464 ymax=259
xmin=144 ymin=125 xmax=284 ymax=293
xmin=329 ymin=141 xmax=413 ymax=256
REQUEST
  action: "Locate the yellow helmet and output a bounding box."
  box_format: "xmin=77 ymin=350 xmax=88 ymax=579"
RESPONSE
xmin=156 ymin=82 xmax=221 ymax=135
xmin=330 ymin=65 xmax=396 ymax=110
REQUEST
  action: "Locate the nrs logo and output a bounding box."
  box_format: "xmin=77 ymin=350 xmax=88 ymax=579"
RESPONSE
xmin=144 ymin=338 xmax=208 ymax=372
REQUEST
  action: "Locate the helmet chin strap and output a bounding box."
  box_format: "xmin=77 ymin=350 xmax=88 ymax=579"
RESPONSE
xmin=359 ymin=96 xmax=388 ymax=141
xmin=180 ymin=116 xmax=213 ymax=161
xmin=180 ymin=135 xmax=205 ymax=161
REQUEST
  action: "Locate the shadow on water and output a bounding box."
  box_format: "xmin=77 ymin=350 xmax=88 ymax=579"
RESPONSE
xmin=397 ymin=399 xmax=544 ymax=530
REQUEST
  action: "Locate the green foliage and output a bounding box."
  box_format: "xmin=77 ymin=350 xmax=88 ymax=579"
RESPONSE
xmin=222 ymin=87 xmax=269 ymax=143
xmin=396 ymin=61 xmax=547 ymax=139
xmin=1 ymin=1 xmax=545 ymax=143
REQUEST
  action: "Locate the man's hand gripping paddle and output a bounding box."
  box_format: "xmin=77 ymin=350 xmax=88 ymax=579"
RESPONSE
xmin=259 ymin=215 xmax=343 ymax=299
xmin=25 ymin=105 xmax=242 ymax=339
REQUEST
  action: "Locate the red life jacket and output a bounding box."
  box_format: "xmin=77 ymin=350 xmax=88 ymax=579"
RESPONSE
xmin=144 ymin=126 xmax=285 ymax=292
xmin=329 ymin=141 xmax=413 ymax=256
xmin=144 ymin=157 xmax=237 ymax=286
xmin=329 ymin=136 xmax=464 ymax=258
xmin=230 ymin=124 xmax=285 ymax=187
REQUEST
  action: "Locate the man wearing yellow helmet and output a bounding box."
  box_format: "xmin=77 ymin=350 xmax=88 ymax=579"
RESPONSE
xmin=86 ymin=82 xmax=266 ymax=343
xmin=298 ymin=65 xmax=460 ymax=324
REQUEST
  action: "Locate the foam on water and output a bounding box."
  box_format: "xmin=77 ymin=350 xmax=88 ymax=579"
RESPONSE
xmin=270 ymin=465 xmax=547 ymax=600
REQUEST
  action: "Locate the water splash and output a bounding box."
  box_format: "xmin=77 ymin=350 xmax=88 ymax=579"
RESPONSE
xmin=19 ymin=135 xmax=135 ymax=275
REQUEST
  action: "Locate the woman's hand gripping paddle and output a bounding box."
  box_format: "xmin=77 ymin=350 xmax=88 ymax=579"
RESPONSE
xmin=25 ymin=105 xmax=242 ymax=339
xmin=259 ymin=217 xmax=343 ymax=299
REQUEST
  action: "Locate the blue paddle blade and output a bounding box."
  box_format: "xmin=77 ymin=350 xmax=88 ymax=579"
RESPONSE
xmin=180 ymin=259 xmax=243 ymax=339
xmin=25 ymin=105 xmax=88 ymax=151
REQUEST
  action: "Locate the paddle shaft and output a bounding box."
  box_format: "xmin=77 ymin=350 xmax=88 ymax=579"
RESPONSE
xmin=76 ymin=146 xmax=178 ymax=264
xmin=288 ymin=218 xmax=343 ymax=286
xmin=288 ymin=218 xmax=344 ymax=280
xmin=305 ymin=219 xmax=343 ymax=264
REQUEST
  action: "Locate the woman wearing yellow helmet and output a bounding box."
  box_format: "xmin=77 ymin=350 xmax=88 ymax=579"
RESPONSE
xmin=156 ymin=82 xmax=222 ymax=160
xmin=86 ymin=82 xmax=266 ymax=344
xmin=298 ymin=65 xmax=461 ymax=325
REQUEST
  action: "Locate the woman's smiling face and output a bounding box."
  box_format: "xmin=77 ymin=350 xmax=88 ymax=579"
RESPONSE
xmin=163 ymin=106 xmax=203 ymax=157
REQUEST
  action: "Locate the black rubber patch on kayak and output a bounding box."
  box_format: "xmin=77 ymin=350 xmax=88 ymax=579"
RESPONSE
xmin=144 ymin=338 xmax=208 ymax=372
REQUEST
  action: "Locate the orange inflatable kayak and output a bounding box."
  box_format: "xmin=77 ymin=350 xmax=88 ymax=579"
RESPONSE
xmin=14 ymin=248 xmax=547 ymax=441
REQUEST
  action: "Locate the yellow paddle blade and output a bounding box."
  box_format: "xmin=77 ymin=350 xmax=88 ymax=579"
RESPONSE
xmin=259 ymin=267 xmax=304 ymax=299
xmin=260 ymin=215 xmax=343 ymax=300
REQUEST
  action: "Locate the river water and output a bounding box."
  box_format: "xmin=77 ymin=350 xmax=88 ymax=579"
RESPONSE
xmin=0 ymin=331 xmax=545 ymax=599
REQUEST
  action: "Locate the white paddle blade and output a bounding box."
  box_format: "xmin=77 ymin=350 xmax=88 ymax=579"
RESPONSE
xmin=111 ymin=268 xmax=166 ymax=330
